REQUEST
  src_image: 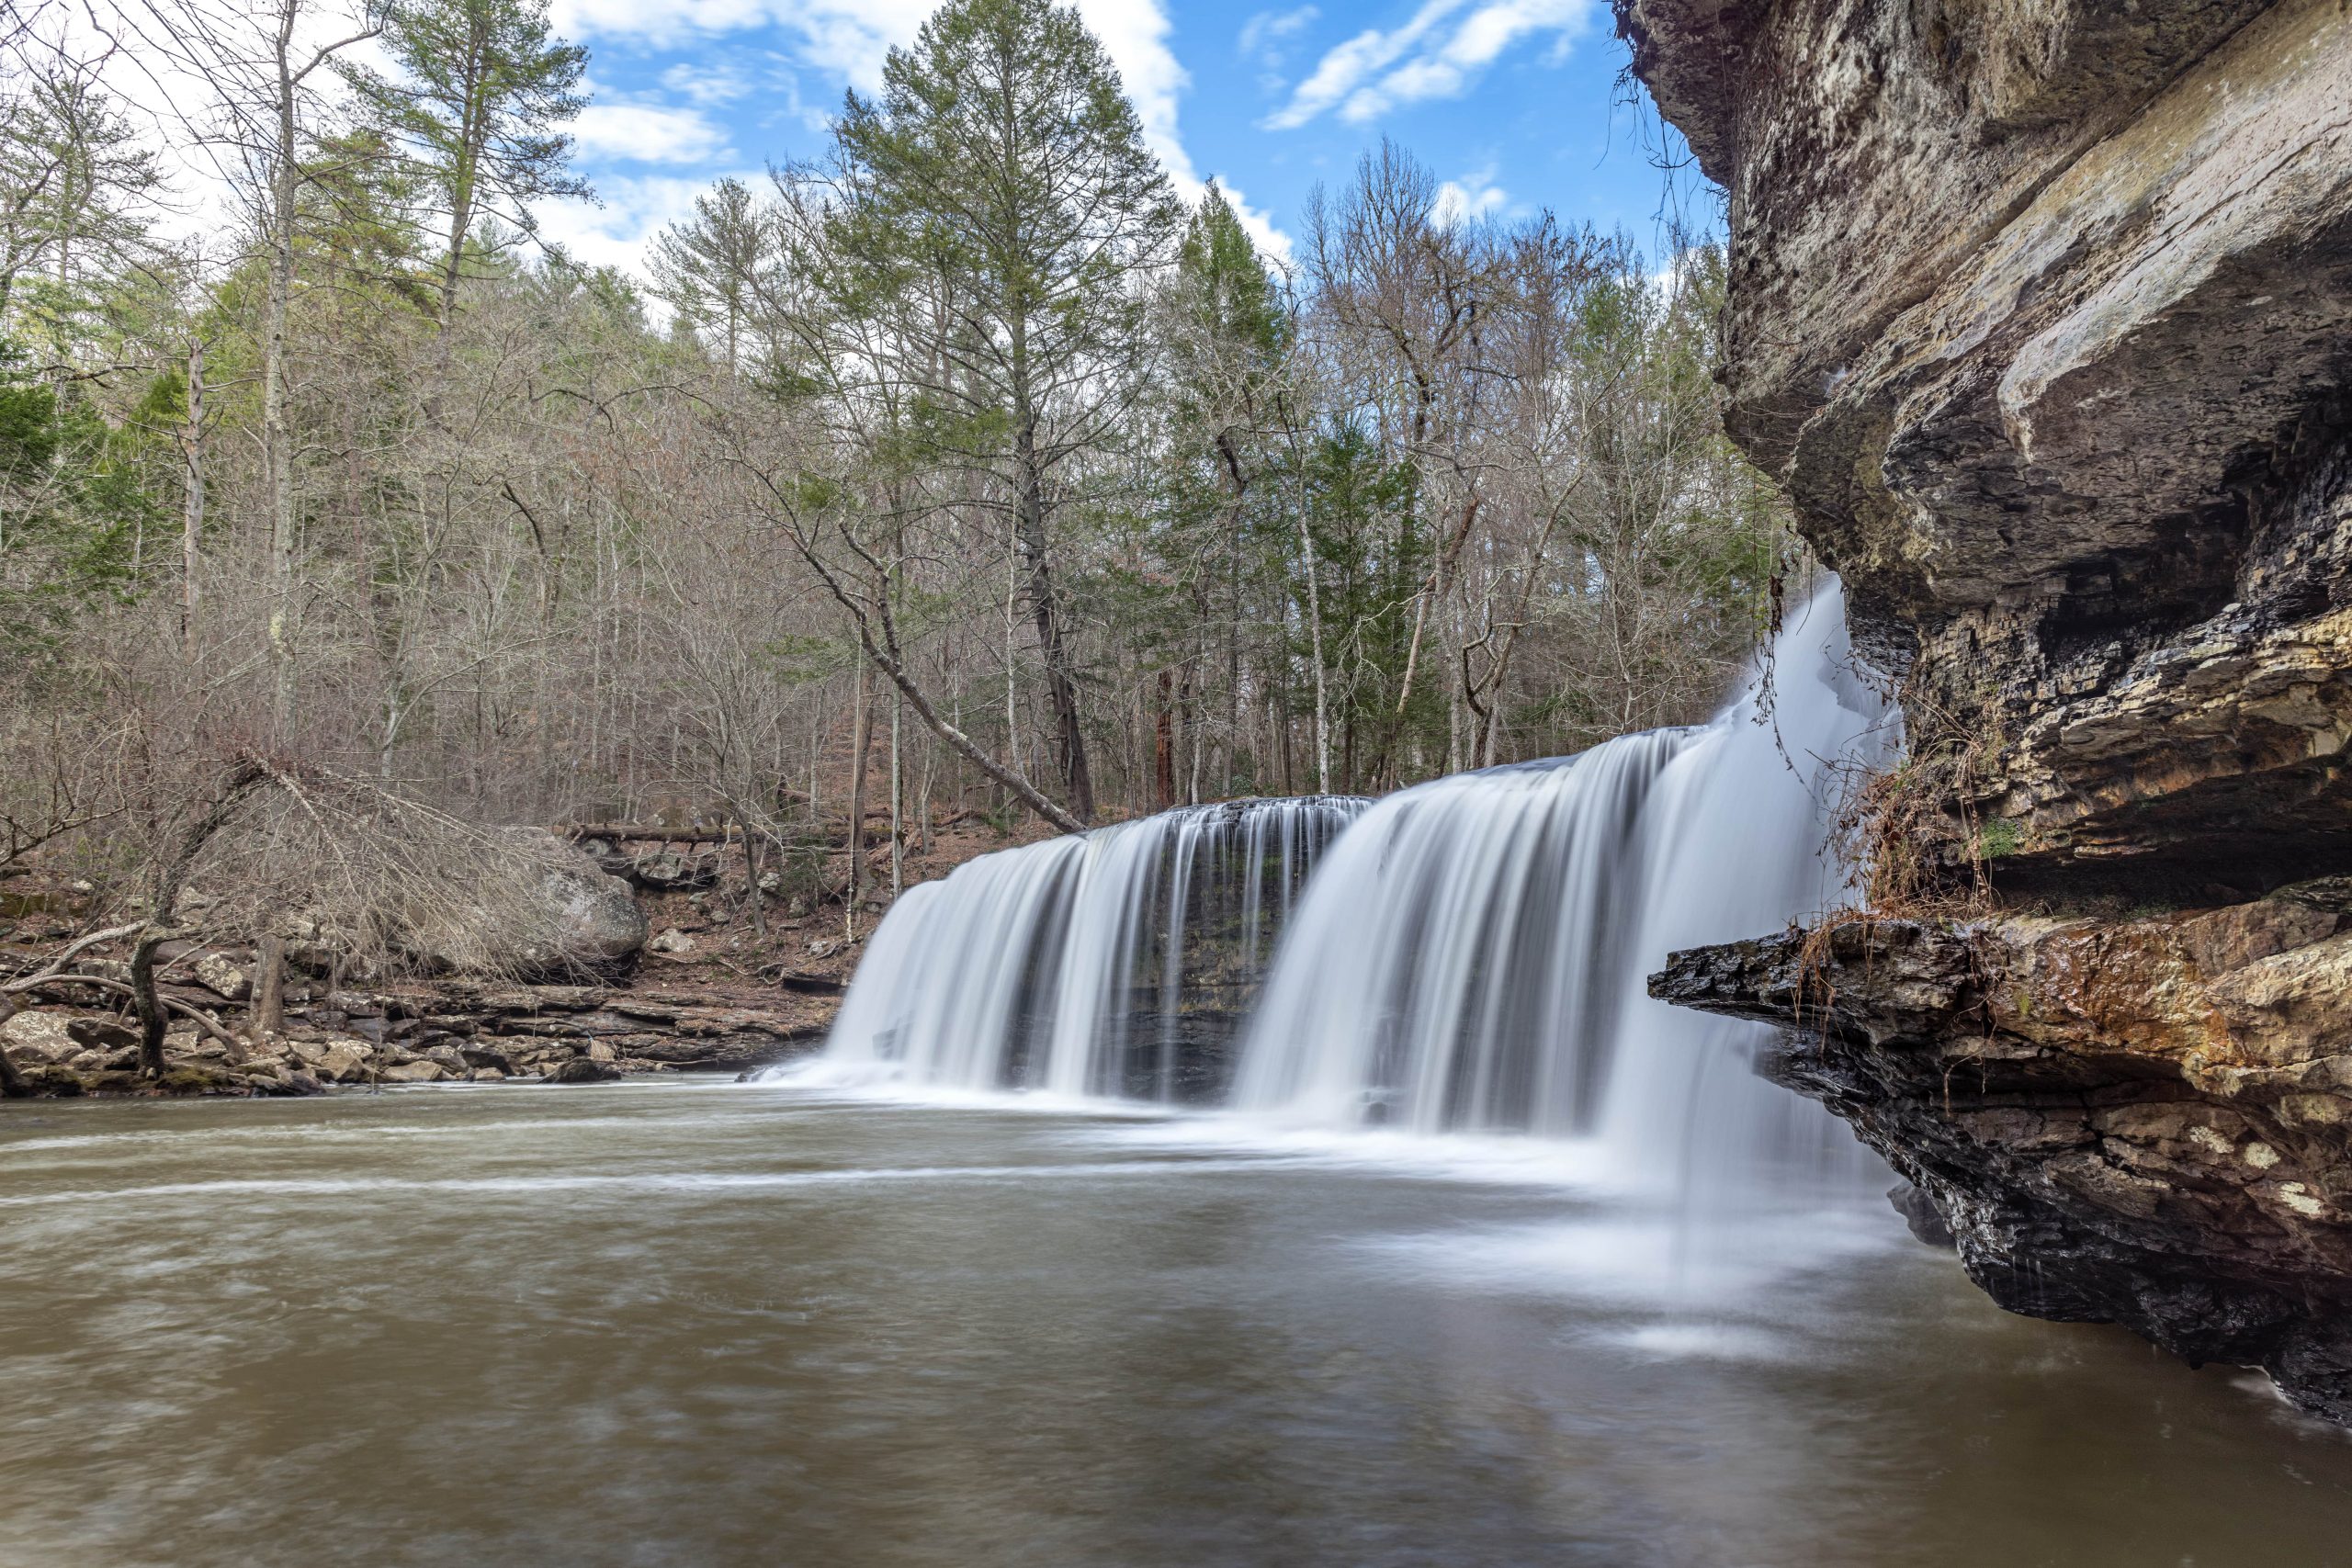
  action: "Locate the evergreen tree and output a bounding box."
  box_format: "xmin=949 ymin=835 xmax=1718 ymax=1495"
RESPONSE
xmin=819 ymin=0 xmax=1183 ymax=821
xmin=348 ymin=0 xmax=588 ymax=334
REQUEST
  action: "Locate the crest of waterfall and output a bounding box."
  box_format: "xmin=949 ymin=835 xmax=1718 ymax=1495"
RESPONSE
xmin=1232 ymin=585 xmax=1898 ymax=1189
xmin=811 ymin=796 xmax=1367 ymax=1100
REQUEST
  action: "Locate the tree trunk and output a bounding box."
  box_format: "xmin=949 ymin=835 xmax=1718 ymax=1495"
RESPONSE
xmin=889 ymin=690 xmax=904 ymax=899
xmin=1012 ymin=401 xmax=1092 ymax=820
xmin=1296 ymin=477 xmax=1330 ymax=795
xmin=180 ymin=333 xmax=204 ymax=656
xmin=844 ymin=655 xmax=872 ymax=936
xmin=0 ymin=996 xmax=28 ymax=1099
xmin=252 ymin=937 xmax=287 ymax=1036
xmin=131 ymin=927 xmax=172 ymax=1079
xmin=263 ymin=28 xmax=300 ymax=735
xmin=1154 ymin=670 xmax=1176 ymax=809
xmin=744 ymin=823 xmax=766 ymax=941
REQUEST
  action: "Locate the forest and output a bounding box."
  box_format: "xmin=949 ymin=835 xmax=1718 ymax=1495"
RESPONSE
xmin=2 ymin=0 xmax=1785 ymax=956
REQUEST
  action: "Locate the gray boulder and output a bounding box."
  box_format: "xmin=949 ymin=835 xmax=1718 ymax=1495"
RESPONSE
xmin=506 ymin=828 xmax=648 ymax=976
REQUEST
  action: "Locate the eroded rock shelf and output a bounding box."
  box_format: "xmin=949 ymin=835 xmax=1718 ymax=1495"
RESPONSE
xmin=1618 ymin=0 xmax=2352 ymax=1416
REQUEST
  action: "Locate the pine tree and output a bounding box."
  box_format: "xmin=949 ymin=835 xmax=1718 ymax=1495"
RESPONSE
xmin=348 ymin=0 xmax=587 ymax=336
xmin=821 ymin=0 xmax=1182 ymax=821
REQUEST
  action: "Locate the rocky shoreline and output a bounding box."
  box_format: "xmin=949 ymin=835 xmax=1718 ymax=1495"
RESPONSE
xmin=1 ymin=974 xmax=837 ymax=1098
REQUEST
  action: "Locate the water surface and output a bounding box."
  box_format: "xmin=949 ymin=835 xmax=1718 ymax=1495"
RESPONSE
xmin=3 ymin=1082 xmax=2346 ymax=1567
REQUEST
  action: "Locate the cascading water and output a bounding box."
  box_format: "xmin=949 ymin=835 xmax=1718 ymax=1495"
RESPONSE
xmin=808 ymin=796 xmax=1366 ymax=1101
xmin=1232 ymin=584 xmax=1896 ymax=1192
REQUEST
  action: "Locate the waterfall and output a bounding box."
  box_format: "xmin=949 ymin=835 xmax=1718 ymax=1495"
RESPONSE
xmin=809 ymin=796 xmax=1367 ymax=1100
xmin=1232 ymin=585 xmax=1895 ymax=1189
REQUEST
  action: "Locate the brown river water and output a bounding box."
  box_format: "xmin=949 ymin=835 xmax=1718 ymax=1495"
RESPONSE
xmin=3 ymin=1079 xmax=2348 ymax=1567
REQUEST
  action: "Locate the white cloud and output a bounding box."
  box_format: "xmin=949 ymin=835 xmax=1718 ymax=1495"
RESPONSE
xmin=571 ymin=86 xmax=735 ymax=164
xmin=1267 ymin=0 xmax=1592 ymax=130
xmin=1070 ymin=0 xmax=1294 ymax=262
xmin=660 ymin=60 xmax=753 ymax=106
xmin=551 ymin=0 xmax=1295 ymax=265
xmin=1432 ymin=165 xmax=1508 ymax=225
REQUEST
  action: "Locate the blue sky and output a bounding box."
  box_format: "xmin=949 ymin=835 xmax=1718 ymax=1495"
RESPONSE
xmin=535 ymin=0 xmax=1698 ymax=277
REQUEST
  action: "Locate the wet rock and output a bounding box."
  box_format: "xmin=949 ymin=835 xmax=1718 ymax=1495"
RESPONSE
xmin=316 ymin=1043 xmax=372 ymax=1084
xmin=17 ymin=1065 xmax=85 ymax=1097
xmin=154 ymin=1066 xmax=239 ymax=1096
xmin=548 ymin=1056 xmax=620 ymax=1084
xmin=1886 ymin=1185 xmax=1956 ymax=1250
xmin=1622 ymin=0 xmax=2352 ymax=1426
xmin=458 ymin=1043 xmax=515 ymax=1075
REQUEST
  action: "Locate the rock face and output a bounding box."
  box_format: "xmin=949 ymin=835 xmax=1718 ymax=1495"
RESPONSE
xmin=1655 ymin=886 xmax=2352 ymax=1420
xmin=1620 ymin=0 xmax=2352 ymax=890
xmin=1619 ymin=0 xmax=2352 ymax=1413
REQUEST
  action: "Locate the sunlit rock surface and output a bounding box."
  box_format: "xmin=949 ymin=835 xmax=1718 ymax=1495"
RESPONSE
xmin=1619 ymin=0 xmax=2352 ymax=1413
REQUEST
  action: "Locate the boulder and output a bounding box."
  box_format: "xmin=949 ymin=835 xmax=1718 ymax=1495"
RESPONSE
xmin=649 ymin=928 xmax=695 ymax=956
xmin=1 ymin=1010 xmax=76 ymax=1062
xmin=458 ymin=1043 xmax=515 ymax=1075
xmin=190 ymin=953 xmax=251 ymax=1001
xmin=379 ymin=1060 xmax=447 ymax=1084
xmin=66 ymin=1017 xmax=139 ymax=1054
xmin=548 ymin=1056 xmax=620 ymax=1084
xmin=316 ymin=1043 xmax=371 ymax=1084
xmin=506 ymin=827 xmax=649 ymax=975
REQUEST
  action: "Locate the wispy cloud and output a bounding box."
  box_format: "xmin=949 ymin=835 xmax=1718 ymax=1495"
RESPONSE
xmin=536 ymin=172 xmax=751 ymax=274
xmin=1265 ymin=0 xmax=1592 ymax=130
xmin=1238 ymin=6 xmax=1318 ymax=62
xmin=659 ymin=59 xmax=753 ymax=107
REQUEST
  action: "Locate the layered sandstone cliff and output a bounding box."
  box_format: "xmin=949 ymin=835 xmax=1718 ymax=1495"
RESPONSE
xmin=1617 ymin=0 xmax=2352 ymax=1415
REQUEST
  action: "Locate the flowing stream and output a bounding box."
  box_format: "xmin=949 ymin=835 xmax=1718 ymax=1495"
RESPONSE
xmin=1237 ymin=587 xmax=1892 ymax=1201
xmin=5 ymin=1083 xmax=2349 ymax=1568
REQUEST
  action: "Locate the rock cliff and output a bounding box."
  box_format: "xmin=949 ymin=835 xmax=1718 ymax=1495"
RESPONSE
xmin=1618 ymin=0 xmax=2352 ymax=1415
